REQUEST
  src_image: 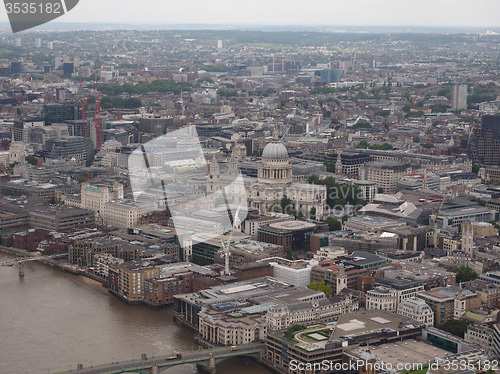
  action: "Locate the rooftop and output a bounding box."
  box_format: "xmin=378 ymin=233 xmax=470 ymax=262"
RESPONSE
xmin=330 ymin=309 xmax=420 ymax=341
xmin=268 ymin=220 xmax=317 ymax=231
xmin=346 ymin=339 xmax=448 ymax=368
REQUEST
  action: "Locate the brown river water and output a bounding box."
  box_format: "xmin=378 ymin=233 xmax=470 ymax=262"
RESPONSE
xmin=0 ymin=252 xmax=271 ymax=374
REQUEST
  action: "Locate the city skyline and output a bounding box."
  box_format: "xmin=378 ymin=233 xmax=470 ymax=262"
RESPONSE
xmin=1 ymin=0 xmax=500 ymax=29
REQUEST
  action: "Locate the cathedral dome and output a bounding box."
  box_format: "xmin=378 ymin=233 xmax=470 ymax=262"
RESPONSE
xmin=262 ymin=141 xmax=289 ymax=160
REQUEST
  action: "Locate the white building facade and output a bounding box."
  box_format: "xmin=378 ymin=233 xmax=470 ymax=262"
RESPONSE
xmin=397 ymin=298 xmax=434 ymax=326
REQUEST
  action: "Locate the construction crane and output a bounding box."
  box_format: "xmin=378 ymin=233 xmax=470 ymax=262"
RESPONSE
xmin=431 ymin=186 xmax=456 ymax=248
xmin=95 ymin=90 xmax=102 ymax=152
xmin=280 ymin=124 xmax=291 ymax=140
xmin=78 ymin=87 xmax=102 ymax=151
xmin=219 ymin=205 xmax=242 ymax=276
xmin=94 ymin=68 xmax=101 ymax=83
xmin=79 ymin=89 xmax=93 ymax=138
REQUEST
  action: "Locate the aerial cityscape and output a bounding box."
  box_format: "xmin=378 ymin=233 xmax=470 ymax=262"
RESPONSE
xmin=1 ymin=3 xmax=500 ymax=374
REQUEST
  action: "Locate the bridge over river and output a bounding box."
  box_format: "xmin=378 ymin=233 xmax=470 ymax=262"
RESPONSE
xmin=0 ymin=253 xmax=67 ymax=275
xmin=0 ymin=253 xmax=66 ymax=267
xmin=56 ymin=343 xmax=265 ymax=374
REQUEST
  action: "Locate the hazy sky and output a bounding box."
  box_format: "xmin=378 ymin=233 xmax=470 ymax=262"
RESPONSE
xmin=2 ymin=0 xmax=500 ymax=28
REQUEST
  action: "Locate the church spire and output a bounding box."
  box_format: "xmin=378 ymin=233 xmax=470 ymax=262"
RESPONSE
xmin=336 ymin=151 xmax=343 ymax=175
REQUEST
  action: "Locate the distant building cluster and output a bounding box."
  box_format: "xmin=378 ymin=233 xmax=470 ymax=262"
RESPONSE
xmin=1 ymin=29 xmax=500 ymax=374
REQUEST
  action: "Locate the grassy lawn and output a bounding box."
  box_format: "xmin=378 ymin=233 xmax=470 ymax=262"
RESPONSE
xmin=400 ymin=365 xmax=429 ymax=374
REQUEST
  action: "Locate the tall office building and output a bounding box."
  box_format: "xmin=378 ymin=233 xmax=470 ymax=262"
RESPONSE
xmin=63 ymin=62 xmax=74 ymax=75
xmin=35 ymin=38 xmax=42 ymax=48
xmin=14 ymin=37 xmax=21 ymax=47
xmin=10 ymin=61 xmax=22 ymax=74
xmin=494 ymin=323 xmax=500 ymax=360
xmin=47 ymin=137 xmax=95 ymax=166
xmin=56 ymin=88 xmax=65 ymax=102
xmin=465 ymin=115 xmax=500 ymax=166
xmin=452 ymin=84 xmax=468 ymax=111
xmin=42 ymin=104 xmax=81 ymax=125
xmin=315 ymin=69 xmax=343 ymax=83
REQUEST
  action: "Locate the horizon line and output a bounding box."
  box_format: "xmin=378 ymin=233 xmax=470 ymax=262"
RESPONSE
xmin=1 ymin=22 xmax=499 ymax=34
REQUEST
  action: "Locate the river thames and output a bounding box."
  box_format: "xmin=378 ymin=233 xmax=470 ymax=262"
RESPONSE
xmin=0 ymin=252 xmax=271 ymax=374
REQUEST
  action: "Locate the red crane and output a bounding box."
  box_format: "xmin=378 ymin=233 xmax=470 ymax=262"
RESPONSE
xmin=78 ymin=88 xmax=102 ymax=152
xmin=94 ymin=90 xmax=101 ymax=152
xmin=79 ymin=89 xmax=95 ymax=138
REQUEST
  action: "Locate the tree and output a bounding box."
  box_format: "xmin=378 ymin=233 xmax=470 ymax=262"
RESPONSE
xmin=197 ymin=77 xmax=214 ymax=84
xmin=472 ymin=164 xmax=483 ymax=174
xmin=309 ymin=207 xmax=317 ymax=219
xmin=436 ymin=319 xmax=469 ymax=338
xmin=421 ymin=143 xmax=434 ymax=149
xmin=405 ymin=110 xmax=424 ymax=118
xmin=437 ymin=87 xmax=452 ymax=99
xmin=374 ymin=110 xmax=390 ymax=117
xmin=25 ymin=155 xmax=38 ymax=165
xmin=308 ymin=174 xmax=321 ymax=185
xmin=284 ymin=324 xmax=307 ymax=340
xmin=307 ymin=280 xmax=333 ymax=297
xmin=456 ymin=266 xmax=478 ymax=283
xmin=369 ymin=143 xmax=393 ymax=150
xmin=357 ymin=140 xmax=369 ymax=149
xmin=352 ymin=121 xmax=372 ymax=129
xmin=281 ymin=195 xmax=292 ymax=215
xmin=476 ymin=198 xmax=486 ymax=207
xmin=489 ymin=220 xmax=500 ymax=231
xmin=430 ymin=104 xmax=449 ymax=113
xmin=324 ymin=217 xmax=341 ymax=231
xmin=323 ymin=161 xmax=335 ymax=173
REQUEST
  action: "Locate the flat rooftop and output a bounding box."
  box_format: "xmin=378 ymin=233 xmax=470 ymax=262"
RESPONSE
xmin=346 ymin=339 xmax=449 ymax=367
xmin=330 ymin=309 xmax=418 ymax=341
xmin=269 ymin=220 xmax=317 ymax=231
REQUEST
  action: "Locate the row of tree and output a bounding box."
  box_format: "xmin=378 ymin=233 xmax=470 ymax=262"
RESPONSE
xmin=93 ymin=79 xmax=192 ymax=96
